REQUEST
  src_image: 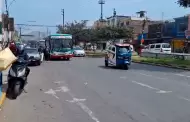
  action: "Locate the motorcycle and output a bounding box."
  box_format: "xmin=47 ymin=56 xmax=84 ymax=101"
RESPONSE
xmin=7 ymin=57 xmax=29 ymax=99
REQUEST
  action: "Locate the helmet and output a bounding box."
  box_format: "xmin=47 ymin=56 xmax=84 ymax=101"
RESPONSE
xmin=9 ymin=41 xmax=16 ymax=53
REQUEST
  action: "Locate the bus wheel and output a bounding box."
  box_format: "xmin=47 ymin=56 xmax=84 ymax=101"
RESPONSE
xmin=66 ymin=58 xmax=70 ymax=61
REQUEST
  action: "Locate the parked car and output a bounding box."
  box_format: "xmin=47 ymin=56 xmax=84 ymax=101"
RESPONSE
xmin=143 ymin=43 xmax=171 ymax=53
xmin=73 ymin=47 xmax=86 ymax=57
xmin=25 ymin=48 xmax=41 ymax=66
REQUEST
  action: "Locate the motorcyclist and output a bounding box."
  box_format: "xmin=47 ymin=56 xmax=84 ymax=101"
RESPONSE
xmin=38 ymin=46 xmax=44 ymax=61
xmin=16 ymin=44 xmax=30 ymax=77
xmin=9 ymin=41 xmax=17 ymax=56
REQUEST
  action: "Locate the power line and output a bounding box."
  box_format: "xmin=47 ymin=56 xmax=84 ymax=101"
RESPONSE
xmin=15 ymin=24 xmax=57 ymax=27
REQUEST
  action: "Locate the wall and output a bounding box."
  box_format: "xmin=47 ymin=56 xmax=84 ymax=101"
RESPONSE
xmin=163 ymin=22 xmax=175 ymax=37
xmin=174 ymin=16 xmax=188 ymax=38
xmin=148 ymin=23 xmax=163 ymax=38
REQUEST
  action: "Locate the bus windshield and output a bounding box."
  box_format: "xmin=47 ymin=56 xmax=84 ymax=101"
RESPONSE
xmin=51 ymin=38 xmax=72 ymax=48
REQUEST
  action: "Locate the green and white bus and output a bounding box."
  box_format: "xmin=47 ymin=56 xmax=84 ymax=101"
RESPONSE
xmin=44 ymin=34 xmax=74 ymax=60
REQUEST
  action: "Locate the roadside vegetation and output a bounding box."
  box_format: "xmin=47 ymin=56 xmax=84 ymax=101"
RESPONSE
xmin=132 ymin=56 xmax=190 ymax=69
xmin=57 ymin=20 xmax=134 ymax=46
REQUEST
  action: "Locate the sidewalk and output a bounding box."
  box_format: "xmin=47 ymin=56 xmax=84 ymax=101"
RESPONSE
xmin=0 ymin=69 xmax=9 ymax=108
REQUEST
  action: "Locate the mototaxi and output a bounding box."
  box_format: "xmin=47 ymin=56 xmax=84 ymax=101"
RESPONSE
xmin=105 ymin=43 xmax=132 ymax=70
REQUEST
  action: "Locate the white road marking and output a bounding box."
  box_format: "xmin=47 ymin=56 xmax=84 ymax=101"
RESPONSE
xmin=55 ymin=86 xmax=70 ymax=92
xmin=175 ymin=74 xmax=190 ymax=78
xmin=156 ymin=90 xmax=172 ymax=94
xmin=66 ymin=98 xmax=86 ymax=103
xmin=178 ymin=96 xmax=190 ymax=102
xmin=132 ymin=81 xmax=158 ymax=90
xmin=120 ymin=76 xmax=127 ymax=79
xmin=49 ymin=85 xmax=100 ymax=122
xmin=44 ymin=89 xmax=59 ymax=99
xmin=132 ymin=81 xmax=172 ymax=94
xmin=54 ymin=81 xmax=62 ymax=84
xmin=139 ymin=73 xmax=167 ymax=80
xmin=84 ymin=82 xmax=88 ymax=85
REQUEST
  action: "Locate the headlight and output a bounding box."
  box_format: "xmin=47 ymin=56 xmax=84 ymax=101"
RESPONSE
xmin=9 ymin=68 xmax=26 ymax=77
xmin=17 ymin=68 xmax=26 ymax=77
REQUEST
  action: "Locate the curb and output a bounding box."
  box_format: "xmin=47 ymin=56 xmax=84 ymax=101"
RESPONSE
xmin=132 ymin=61 xmax=190 ymax=71
xmin=0 ymin=92 xmax=6 ymax=108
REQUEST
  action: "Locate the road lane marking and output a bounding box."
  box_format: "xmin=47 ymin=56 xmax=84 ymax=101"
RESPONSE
xmin=175 ymin=74 xmax=190 ymax=78
xmin=132 ymin=81 xmax=158 ymax=90
xmin=55 ymin=86 xmax=70 ymax=92
xmin=138 ymin=73 xmax=167 ymax=80
xmin=120 ymin=76 xmax=127 ymax=79
xmin=131 ymin=81 xmax=172 ymax=94
xmin=178 ymin=96 xmax=190 ymax=102
xmin=156 ymin=90 xmax=172 ymax=94
xmin=45 ymin=89 xmax=59 ymax=99
xmin=48 ymin=85 xmax=100 ymax=122
xmin=66 ymin=98 xmax=86 ymax=103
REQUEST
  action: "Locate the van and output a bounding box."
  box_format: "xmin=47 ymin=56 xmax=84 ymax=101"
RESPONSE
xmin=148 ymin=43 xmax=171 ymax=53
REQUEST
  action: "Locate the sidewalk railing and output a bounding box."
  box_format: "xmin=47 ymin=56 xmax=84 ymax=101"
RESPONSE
xmin=141 ymin=51 xmax=190 ymax=60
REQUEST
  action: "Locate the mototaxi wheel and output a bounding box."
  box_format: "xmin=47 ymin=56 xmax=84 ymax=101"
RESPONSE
xmin=105 ymin=60 xmax=108 ymax=67
xmin=123 ymin=65 xmax=129 ymax=70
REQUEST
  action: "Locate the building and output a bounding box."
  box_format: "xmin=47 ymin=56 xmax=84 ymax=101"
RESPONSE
xmin=119 ymin=17 xmax=157 ymax=40
xmin=93 ymin=19 xmax=107 ymax=29
xmin=146 ymin=15 xmax=190 ymax=53
xmin=106 ymin=15 xmax=130 ymax=27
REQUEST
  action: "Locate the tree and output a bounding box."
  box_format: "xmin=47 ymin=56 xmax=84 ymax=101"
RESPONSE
xmin=57 ymin=21 xmax=133 ymax=45
xmin=177 ymin=0 xmax=190 ymax=7
xmin=57 ymin=20 xmax=88 ymax=45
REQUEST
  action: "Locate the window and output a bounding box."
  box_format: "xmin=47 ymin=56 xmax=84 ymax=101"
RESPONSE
xmin=178 ymin=23 xmax=187 ymax=32
xmin=150 ymin=45 xmax=155 ymax=48
xmin=117 ymin=46 xmax=130 ymax=53
xmin=162 ymin=44 xmax=170 ymax=48
xmin=112 ymin=47 xmax=115 ymax=52
xmin=108 ymin=46 xmax=112 ymax=51
xmin=155 ymin=45 xmax=161 ymax=48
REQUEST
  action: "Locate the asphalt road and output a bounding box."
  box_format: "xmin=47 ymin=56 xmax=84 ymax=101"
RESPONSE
xmin=1 ymin=57 xmax=190 ymax=122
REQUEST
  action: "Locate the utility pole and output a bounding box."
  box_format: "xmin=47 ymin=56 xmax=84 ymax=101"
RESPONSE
xmin=61 ymin=9 xmax=64 ymax=30
xmin=5 ymin=0 xmax=9 ymax=44
xmin=46 ymin=27 xmax=49 ymax=36
xmin=0 ymin=0 xmax=3 ymax=42
xmin=38 ymin=31 xmax=40 ymax=40
xmin=19 ymin=27 xmax=21 ymax=38
xmin=161 ymin=12 xmax=164 ymax=22
xmin=98 ymin=0 xmax=105 ymax=21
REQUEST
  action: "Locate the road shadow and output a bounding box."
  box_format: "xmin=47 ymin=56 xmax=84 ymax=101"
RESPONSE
xmin=130 ymin=63 xmax=189 ymax=73
xmin=50 ymin=59 xmax=70 ymax=61
xmin=98 ymin=66 xmax=128 ymax=71
xmin=1 ymin=82 xmax=14 ymax=100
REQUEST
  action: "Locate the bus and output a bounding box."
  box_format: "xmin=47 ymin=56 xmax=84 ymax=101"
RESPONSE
xmin=44 ymin=34 xmax=74 ymax=60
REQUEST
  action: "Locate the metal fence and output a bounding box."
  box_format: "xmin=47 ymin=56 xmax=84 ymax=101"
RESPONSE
xmin=141 ymin=51 xmax=190 ymax=60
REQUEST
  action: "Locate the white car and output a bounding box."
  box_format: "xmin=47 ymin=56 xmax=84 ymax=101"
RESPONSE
xmin=73 ymin=47 xmax=86 ymax=57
